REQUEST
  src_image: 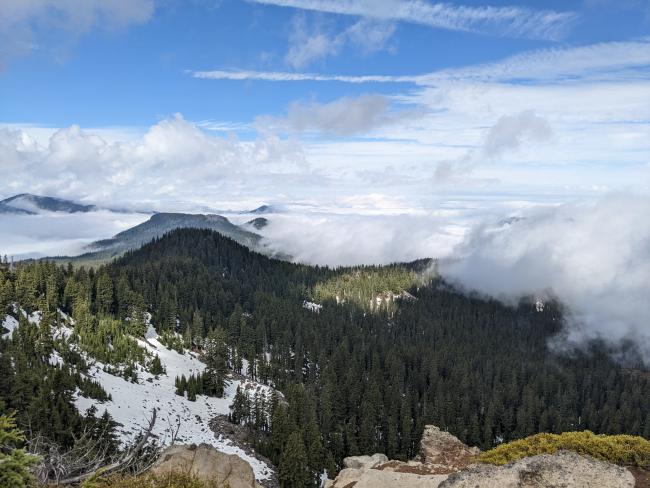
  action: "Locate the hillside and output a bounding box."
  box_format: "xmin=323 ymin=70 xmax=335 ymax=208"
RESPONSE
xmin=1 ymin=228 xmax=649 ymax=487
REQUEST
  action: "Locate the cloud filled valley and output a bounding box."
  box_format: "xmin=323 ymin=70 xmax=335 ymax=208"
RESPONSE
xmin=2 ymin=189 xmax=649 ymax=361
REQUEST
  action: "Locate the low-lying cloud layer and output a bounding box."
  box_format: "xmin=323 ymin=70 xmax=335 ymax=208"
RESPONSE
xmin=0 ymin=210 xmax=149 ymax=259
xmin=244 ymin=193 xmax=650 ymax=359
xmin=441 ymin=194 xmax=650 ymax=356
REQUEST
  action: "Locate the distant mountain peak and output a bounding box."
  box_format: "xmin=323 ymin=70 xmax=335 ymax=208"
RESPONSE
xmin=247 ymin=204 xmax=280 ymax=214
xmin=0 ymin=193 xmax=96 ymax=214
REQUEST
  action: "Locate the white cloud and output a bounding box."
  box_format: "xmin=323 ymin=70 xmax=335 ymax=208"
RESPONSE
xmin=256 ymin=93 xmax=417 ymax=136
xmin=259 ymin=211 xmax=466 ymax=266
xmin=285 ymin=15 xmax=345 ymax=68
xmin=0 ymin=0 xmax=154 ymax=64
xmin=249 ymin=0 xmax=576 ymax=40
xmin=284 ymin=15 xmax=396 ymax=69
xmin=0 ymin=114 xmax=307 ymax=207
xmin=483 ymin=110 xmax=552 ymax=158
xmin=434 ymin=110 xmax=554 ymax=182
xmin=192 ymin=38 xmax=650 ymax=85
xmin=441 ymin=194 xmax=650 ymax=357
xmin=346 ymin=19 xmax=396 ymax=54
xmin=190 ymin=68 xmax=417 ymax=83
xmin=0 ymin=210 xmax=149 ymax=259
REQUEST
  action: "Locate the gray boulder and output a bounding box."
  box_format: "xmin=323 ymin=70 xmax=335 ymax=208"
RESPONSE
xmin=440 ymin=450 xmax=635 ymax=488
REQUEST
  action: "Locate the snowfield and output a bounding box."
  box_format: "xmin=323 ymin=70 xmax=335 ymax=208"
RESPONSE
xmin=74 ymin=332 xmax=274 ymax=481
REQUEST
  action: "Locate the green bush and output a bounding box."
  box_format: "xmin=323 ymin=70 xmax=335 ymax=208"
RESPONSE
xmin=480 ymin=431 xmax=650 ymax=468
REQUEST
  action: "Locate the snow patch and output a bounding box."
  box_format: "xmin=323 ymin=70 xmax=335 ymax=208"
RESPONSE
xmin=2 ymin=315 xmax=19 ymax=339
xmin=303 ymin=301 xmax=323 ymax=313
xmin=74 ymin=336 xmax=274 ymax=481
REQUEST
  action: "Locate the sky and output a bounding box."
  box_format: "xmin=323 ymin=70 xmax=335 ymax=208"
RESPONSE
xmin=0 ymin=0 xmax=649 ymax=355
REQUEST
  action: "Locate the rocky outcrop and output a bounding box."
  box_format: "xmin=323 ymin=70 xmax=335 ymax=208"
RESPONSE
xmin=326 ymin=428 xmax=477 ymax=488
xmin=150 ymin=443 xmax=264 ymax=488
xmin=324 ymin=426 xmax=635 ymax=488
xmin=419 ymin=425 xmax=480 ymax=470
xmin=439 ymin=450 xmax=635 ymax=488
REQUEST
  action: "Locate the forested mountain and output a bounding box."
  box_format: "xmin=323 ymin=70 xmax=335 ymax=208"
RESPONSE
xmin=1 ymin=228 xmax=649 ymax=487
xmin=84 ymin=213 xmax=262 ymax=258
xmin=48 ymin=212 xmax=266 ymax=266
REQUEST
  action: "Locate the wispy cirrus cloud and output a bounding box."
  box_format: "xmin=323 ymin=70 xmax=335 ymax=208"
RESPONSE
xmin=191 ymin=38 xmax=650 ymax=86
xmin=190 ymin=68 xmax=418 ymax=83
xmin=248 ymin=0 xmax=576 ymax=41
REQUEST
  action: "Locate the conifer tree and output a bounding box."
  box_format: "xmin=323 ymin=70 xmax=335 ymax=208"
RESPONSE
xmin=278 ymin=431 xmax=310 ymax=488
xmin=150 ymin=354 xmax=164 ymax=376
xmin=203 ymin=328 xmax=229 ymax=397
xmin=0 ymin=414 xmax=39 ymax=488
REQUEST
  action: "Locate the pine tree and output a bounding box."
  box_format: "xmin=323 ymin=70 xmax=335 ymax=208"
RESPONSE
xmin=95 ymin=270 xmax=114 ymax=315
xmin=278 ymin=431 xmax=310 ymax=488
xmin=0 ymin=414 xmax=39 ymax=488
xmin=187 ymin=377 xmax=197 ymax=402
xmin=230 ymin=386 xmax=250 ymax=425
xmin=150 ymin=355 xmax=165 ymax=376
xmin=203 ymin=328 xmax=229 ymax=397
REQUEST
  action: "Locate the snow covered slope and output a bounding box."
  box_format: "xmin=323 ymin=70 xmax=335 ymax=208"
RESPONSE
xmin=3 ymin=309 xmax=274 ymax=482
xmin=74 ymin=330 xmax=274 ymax=481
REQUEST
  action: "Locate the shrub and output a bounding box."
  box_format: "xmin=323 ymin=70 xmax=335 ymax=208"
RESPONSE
xmin=479 ymin=431 xmax=650 ymax=468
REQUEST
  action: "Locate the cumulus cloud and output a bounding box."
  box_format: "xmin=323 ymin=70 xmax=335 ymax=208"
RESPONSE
xmin=0 ymin=0 xmax=154 ymax=65
xmin=441 ymin=194 xmax=650 ymax=356
xmin=0 ymin=114 xmax=306 ymax=206
xmin=257 ymin=94 xmax=417 ymax=136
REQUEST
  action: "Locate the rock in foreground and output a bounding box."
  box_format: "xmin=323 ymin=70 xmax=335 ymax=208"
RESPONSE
xmin=325 ymin=425 xmax=636 ymax=488
xmin=150 ymin=443 xmax=263 ymax=488
xmin=440 ymin=450 xmax=635 ymax=488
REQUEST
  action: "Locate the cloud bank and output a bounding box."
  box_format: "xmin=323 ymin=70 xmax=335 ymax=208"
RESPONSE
xmin=0 ymin=114 xmax=306 ymax=207
xmin=441 ymin=194 xmax=650 ymax=355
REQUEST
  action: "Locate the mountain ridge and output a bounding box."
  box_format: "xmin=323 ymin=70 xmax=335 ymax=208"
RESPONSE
xmin=0 ymin=193 xmax=98 ymax=214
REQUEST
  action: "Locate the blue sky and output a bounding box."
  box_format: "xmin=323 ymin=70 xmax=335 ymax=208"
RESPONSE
xmin=1 ymin=0 xmax=649 ymax=127
xmin=0 ymin=0 xmax=648 ymax=211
